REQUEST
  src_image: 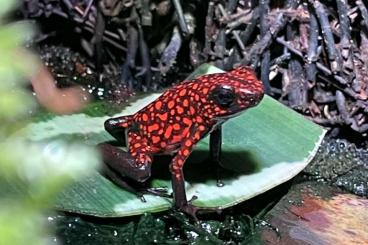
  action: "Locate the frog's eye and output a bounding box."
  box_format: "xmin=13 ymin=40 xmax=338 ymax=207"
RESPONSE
xmin=210 ymin=86 xmax=236 ymax=108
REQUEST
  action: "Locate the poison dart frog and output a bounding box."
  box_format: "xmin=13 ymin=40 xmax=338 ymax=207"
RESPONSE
xmin=98 ymin=66 xmax=264 ymax=217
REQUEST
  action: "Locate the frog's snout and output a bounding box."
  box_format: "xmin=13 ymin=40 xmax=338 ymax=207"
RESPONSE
xmin=252 ymin=88 xmax=265 ymax=106
xmin=238 ymin=85 xmax=264 ymax=108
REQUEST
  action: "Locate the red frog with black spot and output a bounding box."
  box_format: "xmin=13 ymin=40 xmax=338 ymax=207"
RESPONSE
xmin=98 ymin=66 xmax=264 ymax=217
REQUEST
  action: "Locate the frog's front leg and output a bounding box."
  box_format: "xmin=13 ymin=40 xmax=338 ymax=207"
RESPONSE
xmin=209 ymin=126 xmax=225 ymax=187
xmin=170 ymin=126 xmax=219 ymax=218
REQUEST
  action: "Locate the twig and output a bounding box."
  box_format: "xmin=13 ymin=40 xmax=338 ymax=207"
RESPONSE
xmin=336 ymin=0 xmax=354 ymax=77
xmin=94 ymin=7 xmax=105 ymax=74
xmin=121 ymin=25 xmax=139 ymax=89
xmin=356 ymin=0 xmax=368 ymax=30
xmin=306 ymin=10 xmax=318 ymax=82
xmin=239 ymin=6 xmax=259 ymax=46
xmin=204 ymin=1 xmax=215 ymax=58
xmin=242 ymin=0 xmax=299 ymax=67
xmin=226 ymin=0 xmax=238 ymax=14
xmin=311 ymin=0 xmax=341 ymax=74
xmin=336 ymin=90 xmax=353 ymax=125
xmin=218 ymin=4 xmax=246 ymax=53
xmin=276 ymin=37 xmax=357 ymax=99
xmin=137 ymin=25 xmax=151 ymax=88
xmin=277 ymin=38 xmax=340 ymax=81
xmin=82 ymin=0 xmax=94 ymax=19
xmin=307 ymin=11 xmax=319 ymax=63
xmin=287 ymin=60 xmax=308 ymax=110
xmin=139 ymin=0 xmax=152 ymax=26
xmin=159 ymin=27 xmax=182 ymax=74
xmin=172 ymin=0 xmax=189 ymax=36
xmin=84 ymin=26 xmax=127 ymax=51
xmin=214 ymin=28 xmax=226 ymax=69
xmin=260 ymin=0 xmax=271 ymax=94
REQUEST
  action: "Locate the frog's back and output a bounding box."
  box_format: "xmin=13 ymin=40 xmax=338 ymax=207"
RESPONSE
xmin=131 ymin=82 xmax=201 ymax=152
xmin=130 ymin=66 xmax=264 ymax=152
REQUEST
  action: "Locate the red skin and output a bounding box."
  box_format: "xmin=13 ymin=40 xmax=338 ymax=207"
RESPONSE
xmin=101 ymin=66 xmax=264 ymax=216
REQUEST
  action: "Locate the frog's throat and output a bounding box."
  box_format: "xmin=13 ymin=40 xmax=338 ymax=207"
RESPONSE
xmin=214 ymin=109 xmax=246 ymax=120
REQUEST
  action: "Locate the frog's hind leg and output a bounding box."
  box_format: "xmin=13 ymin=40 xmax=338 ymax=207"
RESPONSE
xmin=98 ymin=142 xmax=152 ymax=183
xmin=98 ymin=142 xmax=153 ymax=201
xmin=104 ymin=115 xmax=132 ymax=146
xmin=98 ymin=131 xmax=170 ymax=199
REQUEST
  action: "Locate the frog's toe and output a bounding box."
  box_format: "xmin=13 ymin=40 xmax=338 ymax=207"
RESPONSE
xmin=141 ymin=187 xmax=172 ymax=198
xmin=216 ymin=179 xmax=225 ymax=187
xmin=178 ymin=200 xmax=222 ymax=221
xmin=137 ymin=193 xmax=146 ymax=203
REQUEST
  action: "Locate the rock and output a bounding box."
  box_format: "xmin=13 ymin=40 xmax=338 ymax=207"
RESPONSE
xmin=260 ymin=182 xmax=368 ymax=244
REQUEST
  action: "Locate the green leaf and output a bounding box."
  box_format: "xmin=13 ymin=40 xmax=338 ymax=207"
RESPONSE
xmin=0 ymin=88 xmax=35 ymax=120
xmin=23 ymin=64 xmax=326 ymax=217
xmin=0 ymin=0 xmax=16 ymax=20
xmin=0 ymin=21 xmax=34 ymax=49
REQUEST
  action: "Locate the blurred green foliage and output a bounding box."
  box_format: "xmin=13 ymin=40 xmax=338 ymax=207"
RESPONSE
xmin=0 ymin=1 xmax=100 ymax=244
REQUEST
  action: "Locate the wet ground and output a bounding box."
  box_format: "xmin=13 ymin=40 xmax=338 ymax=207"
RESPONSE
xmin=37 ymin=45 xmax=368 ymax=244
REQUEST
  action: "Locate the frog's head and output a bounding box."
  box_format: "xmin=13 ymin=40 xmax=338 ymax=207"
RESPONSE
xmin=208 ymin=66 xmax=264 ymax=119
